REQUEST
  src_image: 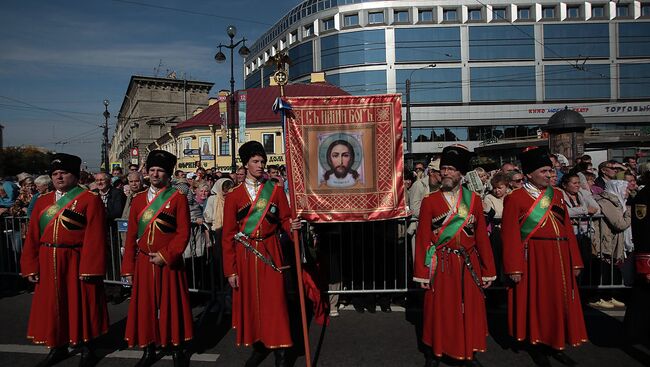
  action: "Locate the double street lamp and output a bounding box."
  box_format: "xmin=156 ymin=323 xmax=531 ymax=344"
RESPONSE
xmin=404 ymin=64 xmax=436 ymax=156
xmin=215 ymin=25 xmax=250 ymax=172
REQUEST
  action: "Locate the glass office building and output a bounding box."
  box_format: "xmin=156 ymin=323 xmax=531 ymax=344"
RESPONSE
xmin=245 ymin=0 xmax=650 ymax=160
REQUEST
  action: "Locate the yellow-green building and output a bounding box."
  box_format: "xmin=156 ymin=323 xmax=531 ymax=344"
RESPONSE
xmin=150 ymin=81 xmax=348 ymax=173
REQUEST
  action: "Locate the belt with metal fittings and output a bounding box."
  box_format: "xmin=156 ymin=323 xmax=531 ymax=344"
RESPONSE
xmin=42 ymin=243 xmax=82 ymax=248
xmin=530 ymin=236 xmax=568 ymax=241
xmin=438 ymin=245 xmax=484 ymax=296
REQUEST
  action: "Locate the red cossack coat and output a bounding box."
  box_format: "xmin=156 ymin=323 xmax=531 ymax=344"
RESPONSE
xmin=20 ymin=189 xmax=109 ymax=348
xmin=501 ymin=187 xmax=588 ymax=350
xmin=413 ymin=190 xmax=496 ymax=360
xmin=121 ymin=189 xmax=193 ymax=348
xmin=222 ymin=182 xmax=293 ymax=348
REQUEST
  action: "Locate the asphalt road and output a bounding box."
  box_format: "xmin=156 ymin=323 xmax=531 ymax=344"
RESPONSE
xmin=0 ymin=288 xmax=648 ymax=367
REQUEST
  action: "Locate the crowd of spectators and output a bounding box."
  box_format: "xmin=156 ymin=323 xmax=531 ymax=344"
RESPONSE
xmin=404 ymin=152 xmax=650 ymax=309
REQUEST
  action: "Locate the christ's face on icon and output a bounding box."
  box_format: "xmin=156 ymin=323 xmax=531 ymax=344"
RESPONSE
xmin=329 ymin=144 xmax=352 ymax=178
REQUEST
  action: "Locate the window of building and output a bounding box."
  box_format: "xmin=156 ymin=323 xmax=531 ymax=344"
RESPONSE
xmin=471 ymin=66 xmax=536 ymax=102
xmin=492 ymin=7 xmax=507 ymax=21
xmin=288 ymin=42 xmax=313 ymax=79
xmin=368 ymin=11 xmax=385 ymax=24
xmin=396 ymin=68 xmax=462 ymax=103
xmin=620 ymin=63 xmax=650 ymax=98
xmin=517 ymin=7 xmax=531 ymax=20
xmin=469 ymin=8 xmax=482 ymax=21
xmin=394 ymin=10 xmax=409 ymax=23
xmin=344 ymin=13 xmax=359 ymax=27
xmin=591 ymin=5 xmax=605 ymax=18
xmin=443 ymin=8 xmax=458 ymax=21
xmin=303 ymin=24 xmax=313 ymax=38
xmin=544 ymin=64 xmax=611 ymax=100
xmin=245 ymin=69 xmax=262 ymax=89
xmin=567 ymin=6 xmax=580 ymax=19
xmin=418 ymin=9 xmax=433 ymax=22
xmin=469 ymin=25 xmax=535 ymax=60
xmin=543 ymin=23 xmax=609 ymax=59
xmin=289 ymin=30 xmax=298 ymax=44
xmin=262 ymin=133 xmax=275 ymax=154
xmin=326 ymin=70 xmax=388 ymax=96
xmin=616 ymin=4 xmax=629 ymax=17
xmin=218 ymin=137 xmax=230 ymax=156
xmin=542 ymin=6 xmax=556 ymax=19
xmin=321 ymin=30 xmax=386 ymax=69
xmin=619 ymin=23 xmax=650 ymax=57
xmin=642 ymin=3 xmax=650 ymax=17
xmin=322 ymin=17 xmax=335 ymax=31
xmin=395 ymin=27 xmax=461 ymax=62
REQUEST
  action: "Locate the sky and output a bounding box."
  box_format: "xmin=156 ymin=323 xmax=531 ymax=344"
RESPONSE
xmin=0 ymin=0 xmax=299 ymax=171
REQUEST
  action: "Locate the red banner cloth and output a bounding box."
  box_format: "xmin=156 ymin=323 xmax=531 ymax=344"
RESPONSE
xmin=285 ymin=94 xmax=407 ymax=222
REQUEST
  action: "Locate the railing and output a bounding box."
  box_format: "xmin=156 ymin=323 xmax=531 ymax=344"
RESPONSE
xmin=0 ymin=214 xmax=632 ymax=295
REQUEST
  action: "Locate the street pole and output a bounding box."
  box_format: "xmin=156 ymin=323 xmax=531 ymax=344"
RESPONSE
xmin=103 ymin=99 xmax=110 ymax=173
xmin=404 ymin=64 xmax=436 ymax=165
xmin=405 ymin=79 xmax=412 ymax=155
xmin=215 ymin=25 xmax=250 ymax=173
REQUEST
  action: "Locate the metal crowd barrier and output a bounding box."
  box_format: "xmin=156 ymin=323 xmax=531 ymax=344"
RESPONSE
xmin=0 ymin=214 xmax=632 ymax=294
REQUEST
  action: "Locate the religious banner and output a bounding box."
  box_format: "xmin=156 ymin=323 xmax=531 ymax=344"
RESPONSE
xmin=284 ymin=94 xmax=406 ymax=222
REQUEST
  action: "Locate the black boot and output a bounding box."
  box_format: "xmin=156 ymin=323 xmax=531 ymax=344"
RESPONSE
xmin=245 ymin=342 xmax=270 ymax=367
xmin=423 ymin=349 xmax=440 ymax=367
xmin=550 ymin=350 xmax=577 ymax=366
xmin=172 ymin=347 xmax=189 ymax=367
xmin=527 ymin=344 xmax=550 ymax=367
xmin=36 ymin=346 xmax=69 ymax=367
xmin=134 ymin=344 xmax=156 ymax=367
xmin=274 ymin=348 xmax=290 ymax=367
xmin=78 ymin=342 xmax=99 ymax=367
xmin=464 ymin=353 xmax=484 ymax=367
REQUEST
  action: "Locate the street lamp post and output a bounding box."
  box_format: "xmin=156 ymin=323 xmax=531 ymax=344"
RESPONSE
xmin=405 ymin=64 xmax=436 ymax=157
xmin=102 ymin=99 xmax=110 ymax=173
xmin=215 ymin=25 xmax=250 ymax=172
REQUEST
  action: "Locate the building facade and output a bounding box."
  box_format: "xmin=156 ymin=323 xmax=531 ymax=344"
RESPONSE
xmin=151 ymin=80 xmax=349 ymax=172
xmin=245 ymin=0 xmax=650 ymax=163
xmin=109 ymin=75 xmax=214 ymax=168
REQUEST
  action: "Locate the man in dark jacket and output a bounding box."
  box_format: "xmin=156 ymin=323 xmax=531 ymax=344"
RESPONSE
xmin=94 ymin=172 xmax=126 ymax=301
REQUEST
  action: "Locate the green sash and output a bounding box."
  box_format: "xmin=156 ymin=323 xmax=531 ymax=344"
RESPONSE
xmin=520 ymin=186 xmax=554 ymax=243
xmin=425 ymin=187 xmax=474 ymax=267
xmin=241 ymin=180 xmax=276 ymax=236
xmin=38 ymin=185 xmax=85 ymax=236
xmin=137 ymin=187 xmax=177 ymax=239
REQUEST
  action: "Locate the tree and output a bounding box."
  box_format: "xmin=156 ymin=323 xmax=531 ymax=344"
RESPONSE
xmin=0 ymin=147 xmax=53 ymax=177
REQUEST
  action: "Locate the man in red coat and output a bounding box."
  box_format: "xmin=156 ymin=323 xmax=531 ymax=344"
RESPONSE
xmin=20 ymin=153 xmax=109 ymax=367
xmin=501 ymin=147 xmax=587 ymax=366
xmin=222 ymin=141 xmax=300 ymax=367
xmin=121 ymin=150 xmax=192 ymax=367
xmin=414 ymin=145 xmax=496 ymax=367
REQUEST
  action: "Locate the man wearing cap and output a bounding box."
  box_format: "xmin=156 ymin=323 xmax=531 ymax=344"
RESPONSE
xmin=121 ymin=150 xmax=192 ymax=367
xmin=413 ymin=145 xmax=496 ymax=367
xmin=20 ymin=153 xmax=109 ymax=367
xmin=222 ymin=141 xmax=301 ymax=367
xmin=501 ymin=147 xmax=587 ymax=366
xmin=408 ymin=159 xmax=442 ymax=259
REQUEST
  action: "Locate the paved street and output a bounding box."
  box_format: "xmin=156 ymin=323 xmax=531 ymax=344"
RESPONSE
xmin=0 ymin=289 xmax=648 ymax=367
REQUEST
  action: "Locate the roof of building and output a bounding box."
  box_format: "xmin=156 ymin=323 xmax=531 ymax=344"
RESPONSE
xmin=173 ymin=82 xmax=349 ymax=130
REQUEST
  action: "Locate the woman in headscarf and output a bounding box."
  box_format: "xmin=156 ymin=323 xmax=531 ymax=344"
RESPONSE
xmin=591 ymin=180 xmax=632 ymax=309
xmin=204 ymin=178 xmax=235 ymax=238
xmin=203 ymin=178 xmax=234 ymax=301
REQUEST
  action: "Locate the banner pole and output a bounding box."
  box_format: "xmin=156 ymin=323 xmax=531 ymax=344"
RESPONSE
xmin=277 ymin=97 xmax=313 ymax=367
